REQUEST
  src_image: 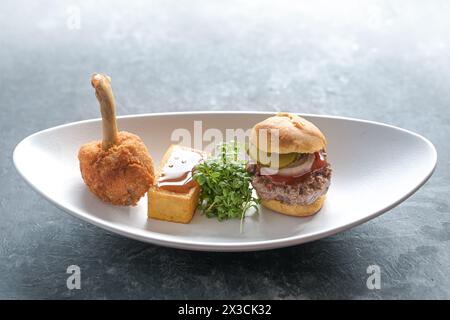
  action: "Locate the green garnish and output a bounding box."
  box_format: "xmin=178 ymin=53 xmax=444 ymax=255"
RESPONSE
xmin=193 ymin=141 xmax=260 ymax=232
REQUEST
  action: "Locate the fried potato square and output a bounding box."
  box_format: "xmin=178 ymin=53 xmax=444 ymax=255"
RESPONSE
xmin=148 ymin=145 xmax=204 ymax=224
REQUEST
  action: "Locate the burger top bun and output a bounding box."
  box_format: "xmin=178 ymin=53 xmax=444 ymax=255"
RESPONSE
xmin=250 ymin=112 xmax=327 ymax=154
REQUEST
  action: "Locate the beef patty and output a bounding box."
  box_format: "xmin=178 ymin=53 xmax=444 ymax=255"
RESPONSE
xmin=247 ymin=163 xmax=332 ymax=206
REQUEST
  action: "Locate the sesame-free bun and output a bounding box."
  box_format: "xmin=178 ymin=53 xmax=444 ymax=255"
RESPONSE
xmin=261 ymin=195 xmax=326 ymax=217
xmin=250 ymin=112 xmax=326 ymax=154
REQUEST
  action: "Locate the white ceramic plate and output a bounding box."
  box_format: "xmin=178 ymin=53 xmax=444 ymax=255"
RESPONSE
xmin=13 ymin=112 xmax=437 ymax=251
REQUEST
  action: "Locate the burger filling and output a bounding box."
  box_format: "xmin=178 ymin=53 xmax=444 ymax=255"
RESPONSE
xmin=246 ymin=150 xmax=331 ymax=206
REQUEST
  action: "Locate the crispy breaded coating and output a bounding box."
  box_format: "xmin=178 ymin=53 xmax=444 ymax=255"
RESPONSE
xmin=78 ymin=131 xmax=154 ymax=206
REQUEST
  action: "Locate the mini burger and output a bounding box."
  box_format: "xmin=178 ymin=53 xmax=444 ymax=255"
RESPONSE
xmin=246 ymin=112 xmax=331 ymax=217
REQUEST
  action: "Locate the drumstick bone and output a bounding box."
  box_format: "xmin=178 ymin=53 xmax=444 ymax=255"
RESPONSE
xmin=91 ymin=73 xmax=119 ymax=150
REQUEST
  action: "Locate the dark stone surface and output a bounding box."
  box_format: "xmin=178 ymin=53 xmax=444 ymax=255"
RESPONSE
xmin=1 ymin=0 xmax=449 ymax=299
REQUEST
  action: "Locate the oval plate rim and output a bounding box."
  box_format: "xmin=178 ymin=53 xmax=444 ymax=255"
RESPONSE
xmin=13 ymin=111 xmax=438 ymax=251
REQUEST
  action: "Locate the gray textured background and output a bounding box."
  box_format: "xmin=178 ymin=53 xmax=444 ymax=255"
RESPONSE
xmin=1 ymin=0 xmax=449 ymax=299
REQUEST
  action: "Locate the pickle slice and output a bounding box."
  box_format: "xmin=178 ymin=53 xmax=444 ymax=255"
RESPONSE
xmin=246 ymin=143 xmax=271 ymax=166
xmin=274 ymin=152 xmax=298 ymax=169
xmin=246 ymin=143 xmax=298 ymax=168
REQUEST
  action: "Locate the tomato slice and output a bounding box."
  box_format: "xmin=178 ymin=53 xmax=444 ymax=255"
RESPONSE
xmin=265 ymin=152 xmax=327 ymax=184
xmin=311 ymin=151 xmax=327 ymax=171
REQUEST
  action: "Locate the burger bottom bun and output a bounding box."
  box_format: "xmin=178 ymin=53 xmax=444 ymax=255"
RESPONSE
xmin=261 ymin=195 xmax=326 ymax=217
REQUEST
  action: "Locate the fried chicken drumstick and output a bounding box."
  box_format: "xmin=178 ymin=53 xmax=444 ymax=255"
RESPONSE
xmin=78 ymin=74 xmax=154 ymax=206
